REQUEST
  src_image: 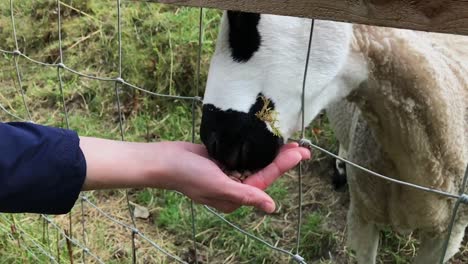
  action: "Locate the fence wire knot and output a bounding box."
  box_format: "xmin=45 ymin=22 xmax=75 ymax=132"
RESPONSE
xmin=115 ymin=77 xmax=124 ymax=84
xmin=12 ymin=49 xmax=21 ymax=56
xmin=298 ymin=138 xmax=312 ymax=149
xmin=57 ymin=62 xmax=65 ymax=69
xmin=293 ymin=253 xmax=305 ymax=263
xmin=459 ymin=194 xmax=468 ymax=204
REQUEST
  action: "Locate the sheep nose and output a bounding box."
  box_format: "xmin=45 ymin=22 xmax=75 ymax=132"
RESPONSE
xmin=204 ymin=130 xmax=243 ymax=170
xmin=206 ymin=132 xmax=219 ymax=157
xmin=200 ymin=104 xmax=284 ymax=172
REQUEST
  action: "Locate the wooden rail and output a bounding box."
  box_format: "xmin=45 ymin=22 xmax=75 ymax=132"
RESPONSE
xmin=153 ymin=0 xmax=468 ymax=36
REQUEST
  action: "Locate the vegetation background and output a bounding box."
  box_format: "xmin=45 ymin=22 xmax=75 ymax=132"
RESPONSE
xmin=0 ymin=1 xmax=466 ymax=263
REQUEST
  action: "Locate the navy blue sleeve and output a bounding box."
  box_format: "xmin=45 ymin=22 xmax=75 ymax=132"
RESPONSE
xmin=0 ymin=122 xmax=86 ymax=215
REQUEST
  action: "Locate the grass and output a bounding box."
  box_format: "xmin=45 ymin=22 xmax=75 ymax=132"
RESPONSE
xmin=1 ymin=1 xmax=467 ymax=263
xmin=300 ymin=212 xmax=339 ymax=260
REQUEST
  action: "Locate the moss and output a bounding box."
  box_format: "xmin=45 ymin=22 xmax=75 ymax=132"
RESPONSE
xmin=255 ymin=95 xmax=282 ymax=137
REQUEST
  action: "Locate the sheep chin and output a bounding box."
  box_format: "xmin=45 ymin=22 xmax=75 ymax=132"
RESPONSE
xmin=223 ymin=169 xmax=253 ymax=183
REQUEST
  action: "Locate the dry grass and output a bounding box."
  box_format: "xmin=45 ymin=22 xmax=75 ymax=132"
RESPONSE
xmin=54 ymin=190 xmax=180 ymax=263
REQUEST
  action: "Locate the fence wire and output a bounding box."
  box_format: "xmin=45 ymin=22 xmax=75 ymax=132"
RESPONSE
xmin=0 ymin=1 xmax=467 ymax=264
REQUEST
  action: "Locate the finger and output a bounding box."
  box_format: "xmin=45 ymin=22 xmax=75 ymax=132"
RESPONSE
xmin=279 ymin=142 xmax=299 ymax=151
xmin=224 ymin=182 xmax=276 ymax=213
xmin=278 ymin=143 xmax=311 ymax=159
xmin=244 ymin=147 xmax=311 ymax=190
xmin=188 ymin=142 xmax=301 ymax=164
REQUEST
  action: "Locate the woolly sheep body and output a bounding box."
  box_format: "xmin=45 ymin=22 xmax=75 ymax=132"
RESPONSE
xmin=327 ymin=25 xmax=468 ymax=263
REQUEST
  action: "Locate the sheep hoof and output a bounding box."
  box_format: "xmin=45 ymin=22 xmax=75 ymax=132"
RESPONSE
xmin=332 ymin=159 xmax=347 ymax=190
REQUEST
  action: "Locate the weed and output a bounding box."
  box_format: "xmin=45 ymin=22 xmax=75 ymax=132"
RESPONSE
xmin=255 ymin=95 xmax=282 ymax=137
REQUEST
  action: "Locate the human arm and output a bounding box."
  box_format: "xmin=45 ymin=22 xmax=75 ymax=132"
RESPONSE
xmin=80 ymin=138 xmax=311 ymax=213
xmin=0 ymin=121 xmax=310 ymax=215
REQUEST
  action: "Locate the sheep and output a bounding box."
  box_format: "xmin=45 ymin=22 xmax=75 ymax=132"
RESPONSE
xmin=199 ymin=11 xmax=468 ymax=263
xmin=326 ymin=24 xmax=468 ymax=263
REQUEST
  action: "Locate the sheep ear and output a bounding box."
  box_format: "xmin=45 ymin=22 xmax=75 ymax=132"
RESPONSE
xmin=226 ymin=11 xmax=261 ymax=62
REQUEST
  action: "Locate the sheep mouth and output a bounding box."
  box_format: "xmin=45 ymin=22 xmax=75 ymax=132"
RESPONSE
xmin=200 ymin=94 xmax=284 ymax=172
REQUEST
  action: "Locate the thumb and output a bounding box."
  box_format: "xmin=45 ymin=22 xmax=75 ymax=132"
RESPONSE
xmin=225 ymin=181 xmax=276 ymax=213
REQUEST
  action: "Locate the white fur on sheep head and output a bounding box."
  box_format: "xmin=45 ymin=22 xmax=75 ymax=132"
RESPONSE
xmin=200 ymin=11 xmax=357 ymax=172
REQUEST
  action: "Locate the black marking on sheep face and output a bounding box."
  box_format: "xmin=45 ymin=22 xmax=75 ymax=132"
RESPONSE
xmin=200 ymin=93 xmax=283 ymax=172
xmin=227 ymin=11 xmax=261 ymax=63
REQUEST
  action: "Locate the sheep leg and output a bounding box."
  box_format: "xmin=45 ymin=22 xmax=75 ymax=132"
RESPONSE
xmin=332 ymin=145 xmax=348 ymax=189
xmin=414 ymin=220 xmax=467 ymax=264
xmin=346 ymin=206 xmax=379 ymax=264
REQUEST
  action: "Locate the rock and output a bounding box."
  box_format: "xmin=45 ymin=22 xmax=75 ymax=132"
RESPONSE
xmin=133 ymin=204 xmax=150 ymax=219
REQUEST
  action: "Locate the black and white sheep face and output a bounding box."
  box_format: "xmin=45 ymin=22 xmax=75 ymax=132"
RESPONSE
xmin=200 ymin=11 xmax=354 ymax=172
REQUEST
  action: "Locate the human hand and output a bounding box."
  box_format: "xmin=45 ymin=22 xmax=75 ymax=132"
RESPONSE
xmin=156 ymin=141 xmax=311 ymax=213
xmin=80 ymin=137 xmax=310 ymax=214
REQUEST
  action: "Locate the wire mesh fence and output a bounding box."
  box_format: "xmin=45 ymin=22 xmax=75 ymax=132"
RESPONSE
xmin=0 ymin=1 xmax=467 ymax=263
